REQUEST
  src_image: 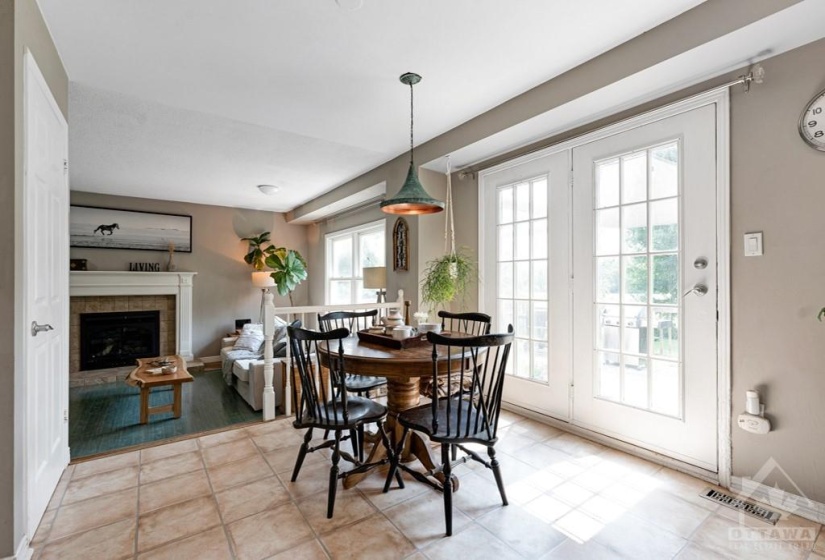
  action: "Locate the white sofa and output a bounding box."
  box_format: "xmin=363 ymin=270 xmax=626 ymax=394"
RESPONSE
xmin=220 ymin=337 xmax=286 ymax=411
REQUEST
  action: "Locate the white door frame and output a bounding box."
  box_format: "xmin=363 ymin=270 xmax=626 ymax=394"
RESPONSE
xmin=479 ymin=87 xmax=731 ymax=485
xmin=16 ymin=48 xmax=71 ymax=548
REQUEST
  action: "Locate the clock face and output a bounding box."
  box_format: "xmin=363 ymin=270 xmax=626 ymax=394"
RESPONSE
xmin=799 ymin=89 xmax=825 ymax=151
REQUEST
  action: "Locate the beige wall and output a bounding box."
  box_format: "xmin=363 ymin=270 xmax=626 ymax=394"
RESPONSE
xmin=70 ymin=192 xmax=309 ymax=357
xmin=7 ymin=0 xmax=69 ymax=554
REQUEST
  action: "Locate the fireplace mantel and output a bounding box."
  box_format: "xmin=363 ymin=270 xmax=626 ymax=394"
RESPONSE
xmin=70 ymin=271 xmax=197 ymax=360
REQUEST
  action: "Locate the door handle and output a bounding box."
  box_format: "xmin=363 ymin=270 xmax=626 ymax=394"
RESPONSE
xmin=31 ymin=322 xmax=54 ymax=336
xmin=683 ymin=284 xmax=708 ymax=298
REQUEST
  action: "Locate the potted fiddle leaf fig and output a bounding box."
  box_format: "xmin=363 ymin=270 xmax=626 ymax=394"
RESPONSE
xmin=241 ymin=232 xmax=275 ymax=271
xmin=265 ymin=247 xmax=308 ymax=306
xmin=818 ymin=307 xmax=824 ymax=322
xmin=420 ymin=248 xmax=476 ymax=312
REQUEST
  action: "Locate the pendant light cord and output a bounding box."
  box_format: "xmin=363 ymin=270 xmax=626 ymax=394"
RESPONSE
xmin=444 ymin=156 xmax=456 ymax=256
xmin=409 ymin=81 xmax=415 ymax=166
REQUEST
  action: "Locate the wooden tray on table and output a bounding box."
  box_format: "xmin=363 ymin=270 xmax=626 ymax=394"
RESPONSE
xmin=356 ymin=329 xmax=429 ymax=350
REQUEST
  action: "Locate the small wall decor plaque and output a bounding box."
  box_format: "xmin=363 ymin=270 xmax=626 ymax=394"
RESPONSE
xmin=69 ymin=258 xmax=87 ymax=271
xmin=129 ymin=262 xmax=162 ymax=272
xmin=393 ymin=217 xmax=409 ymax=271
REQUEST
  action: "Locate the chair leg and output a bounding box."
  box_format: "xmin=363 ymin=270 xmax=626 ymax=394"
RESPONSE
xmin=377 ymin=421 xmax=404 ymax=490
xmin=291 ymin=428 xmax=313 ymax=482
xmin=488 ymin=446 xmax=508 ymax=506
xmin=441 ymin=443 xmax=453 ymax=536
xmin=357 ymin=425 xmax=366 ymax=462
xmin=383 ymin=425 xmax=409 ymax=493
xmin=327 ymin=431 xmax=341 ymax=519
xmin=451 ymin=444 xmax=457 ymax=462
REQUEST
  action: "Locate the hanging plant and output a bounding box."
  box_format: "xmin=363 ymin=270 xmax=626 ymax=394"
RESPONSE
xmin=420 ymin=155 xmax=478 ymax=312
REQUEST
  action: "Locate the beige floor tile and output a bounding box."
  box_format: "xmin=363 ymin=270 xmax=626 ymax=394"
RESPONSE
xmin=477 ymin=503 xmax=567 ymax=557
xmin=137 ymin=525 xmax=231 ymax=560
xmin=227 ymin=502 xmax=314 ymax=560
xmin=815 ymin=529 xmax=825 ymax=554
xmin=692 ymin=513 xmax=812 ymax=559
xmin=207 ymin=452 xmax=273 ymax=492
xmin=215 ymin=476 xmax=291 ymax=524
xmin=592 ymin=511 xmax=687 ymax=559
xmin=199 ymin=428 xmax=251 ymax=448
xmin=297 ymin=490 xmax=377 ymax=535
xmin=140 ymin=438 xmax=199 ymax=464
xmin=355 ymin=465 xmax=430 ymax=511
xmin=539 ymin=538 xmax=624 ymax=560
xmin=515 ymin=442 xmax=576 ymax=470
xmin=548 ymin=481 xmax=595 ymax=508
xmin=50 ymin=487 xmax=138 ymax=540
xmin=628 ymin=489 xmax=713 ymax=539
xmin=282 ymin=461 xmax=336 ymax=501
xmin=451 ymin=470 xmax=508 ymax=519
xmin=544 ymin=433 xmax=605 ymax=458
xmin=245 ymin=418 xmax=294 ymax=437
xmin=383 ymin=490 xmax=472 ymax=548
xmin=139 ymin=469 xmax=212 ymax=514
xmin=321 ymin=513 xmax=415 ymax=560
xmin=202 ymin=438 xmax=261 ymax=468
xmin=675 ymin=542 xmax=732 ymax=559
xmin=30 ymin=508 xmax=57 ymax=547
xmin=264 ymin=538 xmax=330 ymax=560
xmin=264 ymin=445 xmax=327 ymax=474
xmin=39 ymin=518 xmax=136 ymax=560
xmin=507 ymin=418 xmax=565 ymax=442
xmin=252 ymin=429 xmax=307 ymax=453
xmin=522 ymin=494 xmax=576 ymax=524
xmin=46 ymin=466 xmax=74 ymax=511
xmin=62 ymin=465 xmax=139 ymax=505
xmin=138 ymin=495 xmax=222 ymax=552
xmin=495 ymin=430 xmax=536 ymax=454
xmin=72 ymin=451 xmax=139 ymax=480
xmin=140 ymin=450 xmax=203 ymax=484
xmin=422 ymin=523 xmax=522 ymax=560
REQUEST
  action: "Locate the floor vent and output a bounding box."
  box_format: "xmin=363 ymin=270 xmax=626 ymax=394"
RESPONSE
xmin=700 ymin=487 xmax=781 ymax=525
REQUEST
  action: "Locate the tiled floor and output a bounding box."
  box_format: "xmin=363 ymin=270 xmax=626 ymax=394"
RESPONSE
xmin=33 ymin=410 xmax=825 ymax=559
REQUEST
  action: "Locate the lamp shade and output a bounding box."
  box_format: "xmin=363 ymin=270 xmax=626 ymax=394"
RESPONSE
xmin=380 ymin=163 xmax=445 ymax=215
xmin=251 ymin=271 xmax=275 ymax=288
xmin=362 ymin=266 xmax=387 ymax=289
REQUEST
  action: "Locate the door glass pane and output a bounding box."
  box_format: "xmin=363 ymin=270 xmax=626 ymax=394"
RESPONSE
xmin=498 ymin=299 xmax=514 ymax=333
xmin=651 ymin=143 xmax=678 ymax=199
xmin=533 ymin=342 xmax=549 ymax=381
xmin=515 ymin=182 xmax=530 ymax=222
xmin=332 ymin=237 xmax=352 ymax=277
xmin=596 ymin=208 xmax=619 ymax=256
xmin=622 ymin=203 xmax=647 ymax=254
xmin=499 ymin=188 xmax=513 ymax=224
xmin=596 ymin=158 xmax=620 ymax=208
xmin=651 ymin=199 xmax=678 ymax=252
xmin=515 ymin=222 xmax=530 ymax=260
xmin=516 ymin=338 xmax=531 ymax=378
xmin=532 ymin=178 xmax=548 ymax=218
xmin=532 ymin=260 xmax=548 ymax=300
xmin=515 ymin=300 xmax=530 ymax=336
xmin=532 ymin=220 xmax=547 ymax=259
xmin=498 ymin=225 xmax=513 ymax=261
xmin=622 ymin=256 xmax=648 ymax=304
xmin=621 ymin=152 xmax=647 ymax=204
xmin=515 ymin=262 xmax=530 ymax=299
xmin=532 ymin=301 xmax=548 ymax=340
xmin=498 ymin=263 xmax=513 ymax=298
xmin=592 ymin=140 xmax=682 ymax=417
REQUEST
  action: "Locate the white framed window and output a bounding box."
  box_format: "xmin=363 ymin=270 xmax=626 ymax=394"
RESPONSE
xmin=325 ymin=219 xmax=386 ymax=305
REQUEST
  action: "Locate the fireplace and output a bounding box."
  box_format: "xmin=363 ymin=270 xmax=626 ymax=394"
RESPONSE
xmin=80 ymin=310 xmax=161 ymax=370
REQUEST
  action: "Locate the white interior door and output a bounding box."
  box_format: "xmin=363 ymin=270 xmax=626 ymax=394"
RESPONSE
xmin=24 ymin=51 xmax=70 ymax=536
xmin=571 ymin=104 xmax=718 ymax=470
xmin=481 ymin=151 xmax=570 ymax=418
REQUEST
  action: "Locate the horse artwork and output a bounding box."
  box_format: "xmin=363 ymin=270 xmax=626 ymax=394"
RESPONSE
xmin=70 ymin=206 xmax=192 ymax=252
xmin=93 ymin=223 xmax=119 ymax=236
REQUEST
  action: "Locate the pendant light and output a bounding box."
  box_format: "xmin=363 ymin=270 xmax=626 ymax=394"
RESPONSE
xmin=380 ymin=72 xmax=445 ymax=215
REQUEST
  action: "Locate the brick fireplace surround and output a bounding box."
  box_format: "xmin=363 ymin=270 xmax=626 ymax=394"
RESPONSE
xmin=69 ymin=272 xmax=196 ymax=385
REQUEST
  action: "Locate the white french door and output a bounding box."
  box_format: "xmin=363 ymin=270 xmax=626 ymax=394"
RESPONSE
xmin=481 ymin=151 xmax=570 ymax=418
xmin=481 ymin=97 xmax=724 ymax=471
xmin=572 ymin=104 xmax=718 ymax=470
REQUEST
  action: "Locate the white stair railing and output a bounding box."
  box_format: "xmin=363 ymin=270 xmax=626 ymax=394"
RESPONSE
xmin=261 ymin=289 xmax=406 ymax=420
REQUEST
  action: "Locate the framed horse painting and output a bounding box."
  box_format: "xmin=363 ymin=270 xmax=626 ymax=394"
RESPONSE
xmin=69 ymin=206 xmax=192 ymax=252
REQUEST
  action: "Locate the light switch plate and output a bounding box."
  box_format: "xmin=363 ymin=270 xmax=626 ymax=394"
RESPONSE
xmin=744 ymin=232 xmax=763 ymax=257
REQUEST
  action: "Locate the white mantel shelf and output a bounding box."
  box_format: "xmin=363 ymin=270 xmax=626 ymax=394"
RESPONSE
xmin=70 ymin=271 xmax=197 ymax=360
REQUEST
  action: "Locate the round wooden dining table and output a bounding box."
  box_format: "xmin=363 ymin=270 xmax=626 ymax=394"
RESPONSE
xmin=319 ymin=332 xmax=471 ymax=489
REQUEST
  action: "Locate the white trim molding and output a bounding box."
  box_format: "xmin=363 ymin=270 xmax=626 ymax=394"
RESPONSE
xmin=70 ymin=271 xmax=197 ymax=360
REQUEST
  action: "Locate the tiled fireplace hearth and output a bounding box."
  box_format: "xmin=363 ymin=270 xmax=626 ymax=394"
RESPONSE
xmin=70 ymin=272 xmax=196 ymax=383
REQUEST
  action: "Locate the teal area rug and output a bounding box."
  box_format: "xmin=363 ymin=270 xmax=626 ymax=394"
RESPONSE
xmin=69 ymin=369 xmax=261 ymax=459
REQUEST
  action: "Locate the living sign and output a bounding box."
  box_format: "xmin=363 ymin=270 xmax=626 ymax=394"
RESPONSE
xmin=129 ymin=262 xmax=162 ymax=272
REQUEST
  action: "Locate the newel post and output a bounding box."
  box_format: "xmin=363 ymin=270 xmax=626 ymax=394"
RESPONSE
xmin=262 ymin=291 xmax=276 ymax=421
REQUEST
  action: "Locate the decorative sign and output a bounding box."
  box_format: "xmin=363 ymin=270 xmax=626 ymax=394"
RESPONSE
xmin=393 ymin=217 xmax=409 ymax=271
xmin=129 ymin=262 xmax=162 ymax=272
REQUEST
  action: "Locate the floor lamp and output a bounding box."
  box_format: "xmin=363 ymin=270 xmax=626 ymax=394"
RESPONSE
xmin=252 ymin=271 xmax=275 ymax=323
xmin=363 ymin=266 xmax=387 ymax=303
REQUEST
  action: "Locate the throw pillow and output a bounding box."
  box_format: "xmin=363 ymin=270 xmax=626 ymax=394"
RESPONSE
xmin=234 ymin=330 xmax=265 ymax=353
xmin=242 ymin=322 xmax=263 ymax=334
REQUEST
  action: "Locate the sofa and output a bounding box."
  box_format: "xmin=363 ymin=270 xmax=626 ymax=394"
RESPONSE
xmin=220 ymin=318 xmax=295 ymax=411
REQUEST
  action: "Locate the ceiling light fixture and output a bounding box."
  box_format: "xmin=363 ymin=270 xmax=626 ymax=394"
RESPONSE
xmin=380 ymin=73 xmax=445 ymax=216
xmin=257 ymin=184 xmax=280 ymax=196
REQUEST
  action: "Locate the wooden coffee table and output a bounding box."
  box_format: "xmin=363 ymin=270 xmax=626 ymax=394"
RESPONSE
xmin=128 ymin=356 xmax=193 ymax=424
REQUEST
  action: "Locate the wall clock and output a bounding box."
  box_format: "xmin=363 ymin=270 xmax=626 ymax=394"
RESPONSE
xmin=799 ymin=87 xmax=825 ymax=151
xmin=393 ymin=218 xmax=408 ymax=271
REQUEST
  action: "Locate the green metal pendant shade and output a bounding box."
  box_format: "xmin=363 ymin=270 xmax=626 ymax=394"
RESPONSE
xmin=381 ymin=163 xmax=445 ymax=215
xmin=381 ymin=72 xmax=445 ymax=216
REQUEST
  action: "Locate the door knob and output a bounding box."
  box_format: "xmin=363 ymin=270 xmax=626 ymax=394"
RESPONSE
xmin=694 ymin=257 xmax=708 ymax=270
xmin=683 ymin=284 xmax=708 ymax=298
xmin=31 ymin=322 xmax=54 ymax=336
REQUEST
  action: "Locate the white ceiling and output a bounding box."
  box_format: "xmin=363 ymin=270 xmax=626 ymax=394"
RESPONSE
xmin=38 ymin=0 xmax=705 ymax=212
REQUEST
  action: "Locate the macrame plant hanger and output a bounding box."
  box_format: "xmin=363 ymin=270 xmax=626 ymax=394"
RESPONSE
xmin=444 ymin=155 xmax=457 ymax=275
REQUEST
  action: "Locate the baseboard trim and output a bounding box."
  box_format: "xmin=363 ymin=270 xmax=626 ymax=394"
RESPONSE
xmin=730 ymin=475 xmax=825 ymax=525
xmin=5 ymin=535 xmax=33 ymax=560
xmin=501 ymin=402 xmax=720 ymax=485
